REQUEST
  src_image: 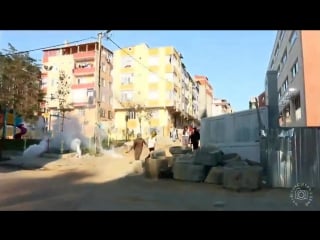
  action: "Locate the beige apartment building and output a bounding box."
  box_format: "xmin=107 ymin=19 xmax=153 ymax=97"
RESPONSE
xmin=111 ymin=43 xmax=200 ymax=139
xmin=40 ymin=41 xmax=113 ymax=138
xmin=212 ymin=98 xmax=233 ymax=116
xmin=267 ymin=30 xmax=320 ymax=127
xmin=194 ymin=75 xmax=213 ymax=118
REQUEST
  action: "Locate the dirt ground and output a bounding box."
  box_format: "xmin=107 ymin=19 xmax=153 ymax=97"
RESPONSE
xmin=0 ymin=143 xmax=319 ymax=211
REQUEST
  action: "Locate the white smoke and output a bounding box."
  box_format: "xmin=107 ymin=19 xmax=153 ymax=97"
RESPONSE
xmin=49 ymin=116 xmax=89 ymax=152
xmin=102 ymin=147 xmax=124 ymax=159
xmin=23 ymin=137 xmax=48 ymax=158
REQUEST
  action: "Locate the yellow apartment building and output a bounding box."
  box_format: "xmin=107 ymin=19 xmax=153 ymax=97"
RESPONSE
xmin=112 ymin=43 xmax=199 ymax=139
xmin=40 ymin=41 xmax=113 ymax=139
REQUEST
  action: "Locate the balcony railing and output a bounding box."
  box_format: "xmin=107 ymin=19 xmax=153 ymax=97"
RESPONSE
xmin=73 ymin=51 xmax=95 ymax=60
xmin=73 ymin=67 xmax=95 ymax=76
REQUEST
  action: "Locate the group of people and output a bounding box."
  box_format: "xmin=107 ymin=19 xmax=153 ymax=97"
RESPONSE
xmin=126 ymin=126 xmax=201 ymax=163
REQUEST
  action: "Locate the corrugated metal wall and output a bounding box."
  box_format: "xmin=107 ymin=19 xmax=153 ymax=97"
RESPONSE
xmin=262 ymin=127 xmax=320 ymax=189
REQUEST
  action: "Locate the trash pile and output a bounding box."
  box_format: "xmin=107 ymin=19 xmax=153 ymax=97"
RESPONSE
xmin=143 ymin=145 xmax=263 ymax=192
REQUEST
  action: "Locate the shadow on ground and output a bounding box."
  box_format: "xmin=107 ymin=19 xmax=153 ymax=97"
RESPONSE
xmin=1 ymin=163 xmax=320 ymax=211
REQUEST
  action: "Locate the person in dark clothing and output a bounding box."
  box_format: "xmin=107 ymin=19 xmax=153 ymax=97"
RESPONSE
xmin=126 ymin=133 xmax=147 ymax=163
xmin=189 ymin=127 xmax=200 ymax=150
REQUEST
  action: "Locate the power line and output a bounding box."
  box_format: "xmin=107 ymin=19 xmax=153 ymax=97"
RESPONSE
xmin=0 ymin=37 xmax=97 ymax=57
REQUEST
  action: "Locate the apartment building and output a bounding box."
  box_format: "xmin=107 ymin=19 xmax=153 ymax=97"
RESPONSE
xmin=267 ymin=30 xmax=320 ymax=127
xmin=194 ymin=75 xmax=213 ymax=118
xmin=249 ymin=92 xmax=266 ymax=109
xmin=212 ymin=98 xmax=233 ymax=116
xmin=40 ymin=41 xmax=113 ymax=137
xmin=112 ymin=43 xmax=199 ymax=139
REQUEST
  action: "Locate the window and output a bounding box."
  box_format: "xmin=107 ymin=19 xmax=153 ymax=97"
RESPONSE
xmin=100 ymin=109 xmax=106 ymax=118
xmin=102 ymin=64 xmax=106 ymax=72
xmin=165 ymin=73 xmax=174 ymax=82
xmin=165 ymin=55 xmax=171 ymax=64
xmin=148 ymin=91 xmax=159 ymax=100
xmin=150 ymin=110 xmax=159 ymax=118
xmin=148 ymin=73 xmax=159 ymax=82
xmin=290 ymin=31 xmax=298 ymax=46
xmin=87 ymin=88 xmax=95 ymax=104
xmin=148 ymin=56 xmax=159 ymax=66
xmin=87 ymin=88 xmax=94 ymax=97
xmin=283 ymin=77 xmax=288 ymax=92
xmin=77 ymin=78 xmax=81 ymax=84
xmin=294 ymin=94 xmax=301 ymax=120
xmin=102 ymin=78 xmax=106 ymax=87
xmin=291 ymin=59 xmax=299 ymax=79
xmin=293 ymin=94 xmax=301 ymax=109
xmin=274 ymin=44 xmax=279 ymax=57
xmin=281 ymin=49 xmax=287 ymax=65
xmin=277 ymin=65 xmax=281 ymax=78
xmin=51 ymin=79 xmax=55 ymax=87
xmin=120 ymin=73 xmax=134 ymax=84
xmin=121 ymin=56 xmax=134 ymax=68
xmin=121 ymin=91 xmax=133 ymax=102
xmin=101 ymin=95 xmax=105 ymax=102
xmin=128 ymin=111 xmax=136 ymax=119
xmin=78 ymin=109 xmax=85 ymax=116
xmin=279 ymin=31 xmax=284 ymax=41
xmin=108 ymin=111 xmax=112 ymax=119
xmin=284 ymin=105 xmax=290 ymax=118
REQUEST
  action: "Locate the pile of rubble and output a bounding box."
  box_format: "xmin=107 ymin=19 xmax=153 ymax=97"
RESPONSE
xmin=142 ymin=145 xmax=263 ymax=192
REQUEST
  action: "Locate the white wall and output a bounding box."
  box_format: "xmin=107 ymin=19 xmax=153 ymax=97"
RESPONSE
xmin=200 ymin=107 xmax=268 ymax=162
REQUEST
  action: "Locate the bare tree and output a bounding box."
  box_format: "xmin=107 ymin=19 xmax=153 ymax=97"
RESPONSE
xmin=56 ymin=71 xmax=73 ymax=153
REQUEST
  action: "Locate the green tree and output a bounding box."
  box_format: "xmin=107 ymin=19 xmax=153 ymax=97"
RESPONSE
xmin=56 ymin=70 xmax=72 ymax=133
xmin=0 ymin=43 xmax=44 ymax=122
xmin=0 ymin=43 xmax=44 ymax=159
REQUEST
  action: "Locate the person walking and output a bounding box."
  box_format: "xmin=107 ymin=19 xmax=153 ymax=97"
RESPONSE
xmin=126 ymin=133 xmax=147 ymax=163
xmin=145 ymin=130 xmax=157 ymax=161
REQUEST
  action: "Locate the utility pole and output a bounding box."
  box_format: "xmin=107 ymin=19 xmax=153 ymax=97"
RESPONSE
xmin=95 ymin=32 xmax=103 ymax=154
xmin=96 ymin=30 xmax=111 ymax=153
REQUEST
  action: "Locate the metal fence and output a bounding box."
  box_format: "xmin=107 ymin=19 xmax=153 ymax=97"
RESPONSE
xmin=261 ymin=127 xmax=320 ymax=189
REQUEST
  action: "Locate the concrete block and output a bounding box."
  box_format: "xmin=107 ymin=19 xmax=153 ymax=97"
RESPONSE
xmin=173 ymin=162 xmax=206 ymax=182
xmin=144 ymin=157 xmax=168 ymax=179
xmin=223 ymin=166 xmax=263 ymax=191
xmin=204 ymin=167 xmax=224 ymax=184
xmin=193 ymin=149 xmax=223 ymax=166
xmin=222 ymin=153 xmax=248 ymax=167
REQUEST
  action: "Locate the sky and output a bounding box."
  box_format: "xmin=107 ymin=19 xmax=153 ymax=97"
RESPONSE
xmin=0 ymin=30 xmax=277 ymax=112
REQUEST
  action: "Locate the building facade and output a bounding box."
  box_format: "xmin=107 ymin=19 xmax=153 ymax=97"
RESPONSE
xmin=212 ymin=98 xmax=233 ymax=116
xmin=40 ymin=41 xmax=113 ymax=138
xmin=194 ymin=75 xmax=213 ymax=118
xmin=111 ymin=43 xmax=199 ymax=139
xmin=267 ymin=30 xmax=320 ymax=127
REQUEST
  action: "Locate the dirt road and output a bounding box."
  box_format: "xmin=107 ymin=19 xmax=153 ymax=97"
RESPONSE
xmin=0 ymin=146 xmax=319 ymax=211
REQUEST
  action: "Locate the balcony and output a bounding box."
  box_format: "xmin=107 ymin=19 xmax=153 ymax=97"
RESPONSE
xmin=73 ymin=67 xmax=95 ymax=76
xmin=73 ymin=51 xmax=95 ymax=60
xmin=71 ymin=82 xmax=95 ymax=89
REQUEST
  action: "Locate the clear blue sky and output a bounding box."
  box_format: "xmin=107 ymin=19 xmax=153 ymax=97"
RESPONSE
xmin=0 ymin=30 xmax=277 ymax=112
